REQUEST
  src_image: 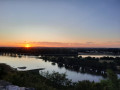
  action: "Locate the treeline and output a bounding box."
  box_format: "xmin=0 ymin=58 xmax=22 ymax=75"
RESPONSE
xmin=0 ymin=47 xmax=77 ymax=56
xmin=77 ymin=48 xmax=120 ymax=55
xmin=0 ymin=47 xmax=120 ymax=55
xmin=0 ymin=64 xmax=120 ymax=90
xmin=41 ymin=56 xmax=120 ymax=75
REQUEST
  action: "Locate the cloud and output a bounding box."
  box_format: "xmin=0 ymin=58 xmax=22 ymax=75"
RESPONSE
xmin=86 ymin=42 xmax=95 ymax=44
xmin=29 ymin=41 xmax=120 ymax=48
xmin=1 ymin=41 xmax=120 ymax=48
xmin=24 ymin=41 xmax=98 ymax=47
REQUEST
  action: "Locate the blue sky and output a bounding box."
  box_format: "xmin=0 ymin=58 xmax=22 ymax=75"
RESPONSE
xmin=0 ymin=0 xmax=120 ymax=47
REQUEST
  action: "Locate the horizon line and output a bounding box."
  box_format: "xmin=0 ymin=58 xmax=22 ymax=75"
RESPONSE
xmin=0 ymin=46 xmax=120 ymax=49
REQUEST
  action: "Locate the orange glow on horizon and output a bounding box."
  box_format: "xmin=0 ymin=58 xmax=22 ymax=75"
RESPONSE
xmin=0 ymin=41 xmax=120 ymax=48
xmin=25 ymin=44 xmax=31 ymax=48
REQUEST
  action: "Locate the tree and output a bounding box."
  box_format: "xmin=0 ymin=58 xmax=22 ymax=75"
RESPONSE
xmin=101 ymin=69 xmax=119 ymax=90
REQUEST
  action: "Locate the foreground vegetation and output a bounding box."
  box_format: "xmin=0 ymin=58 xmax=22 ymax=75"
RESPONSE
xmin=0 ymin=64 xmax=120 ymax=90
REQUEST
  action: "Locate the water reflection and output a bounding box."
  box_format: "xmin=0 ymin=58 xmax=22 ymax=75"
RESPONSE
xmin=79 ymin=55 xmax=120 ymax=58
xmin=0 ymin=54 xmax=105 ymax=82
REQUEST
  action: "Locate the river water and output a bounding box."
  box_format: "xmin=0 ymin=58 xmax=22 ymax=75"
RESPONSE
xmin=79 ymin=55 xmax=120 ymax=58
xmin=0 ymin=55 xmax=109 ymax=82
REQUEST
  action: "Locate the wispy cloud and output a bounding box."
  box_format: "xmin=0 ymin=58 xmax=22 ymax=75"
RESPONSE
xmin=1 ymin=41 xmax=120 ymax=48
xmin=16 ymin=41 xmax=120 ymax=48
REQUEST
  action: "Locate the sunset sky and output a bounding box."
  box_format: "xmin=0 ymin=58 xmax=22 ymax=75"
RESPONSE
xmin=0 ymin=0 xmax=120 ymax=47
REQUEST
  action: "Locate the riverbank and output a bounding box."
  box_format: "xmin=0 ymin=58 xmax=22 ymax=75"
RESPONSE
xmin=0 ymin=63 xmax=120 ymax=90
xmin=0 ymin=80 xmax=35 ymax=90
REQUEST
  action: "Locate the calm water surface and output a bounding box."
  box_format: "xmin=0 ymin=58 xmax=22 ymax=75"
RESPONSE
xmin=0 ymin=55 xmax=105 ymax=82
xmin=79 ymin=55 xmax=120 ymax=58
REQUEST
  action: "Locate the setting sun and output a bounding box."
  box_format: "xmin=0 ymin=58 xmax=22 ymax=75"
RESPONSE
xmin=25 ymin=44 xmax=31 ymax=48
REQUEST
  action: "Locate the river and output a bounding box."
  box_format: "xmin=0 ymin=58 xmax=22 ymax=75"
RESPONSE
xmin=0 ymin=54 xmax=108 ymax=82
